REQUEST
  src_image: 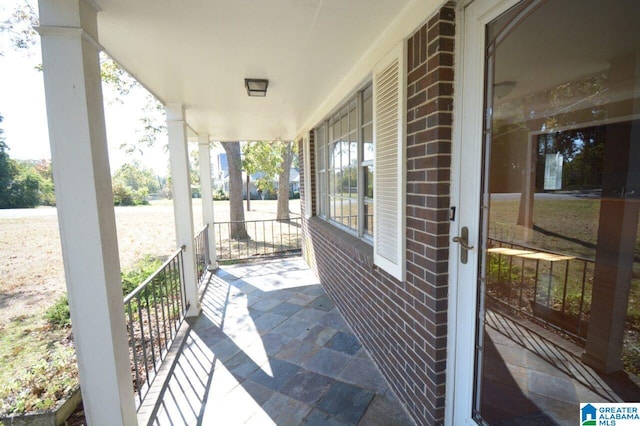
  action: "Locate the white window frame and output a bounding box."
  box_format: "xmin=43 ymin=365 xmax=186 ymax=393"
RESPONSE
xmin=314 ymin=83 xmax=373 ymax=241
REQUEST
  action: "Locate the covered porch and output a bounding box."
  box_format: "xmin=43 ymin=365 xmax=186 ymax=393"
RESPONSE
xmin=136 ymin=257 xmax=413 ymax=425
xmin=33 ymin=0 xmax=433 ymax=423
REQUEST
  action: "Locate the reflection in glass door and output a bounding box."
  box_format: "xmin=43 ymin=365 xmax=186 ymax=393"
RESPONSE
xmin=473 ymin=1 xmax=640 ymax=424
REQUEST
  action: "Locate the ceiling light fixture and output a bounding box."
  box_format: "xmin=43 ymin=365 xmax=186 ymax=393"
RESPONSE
xmin=494 ymin=80 xmax=517 ymax=99
xmin=244 ymin=78 xmax=269 ymax=97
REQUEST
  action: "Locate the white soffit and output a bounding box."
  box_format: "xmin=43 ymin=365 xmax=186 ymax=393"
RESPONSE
xmin=94 ymin=0 xmax=412 ymax=141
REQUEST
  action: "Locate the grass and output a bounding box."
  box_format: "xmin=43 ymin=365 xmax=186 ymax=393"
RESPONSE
xmin=0 ymin=198 xmax=299 ymax=416
xmin=0 ymin=315 xmax=76 ymax=415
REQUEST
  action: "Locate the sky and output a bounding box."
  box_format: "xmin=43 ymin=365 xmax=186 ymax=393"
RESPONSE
xmin=0 ymin=0 xmax=170 ymax=176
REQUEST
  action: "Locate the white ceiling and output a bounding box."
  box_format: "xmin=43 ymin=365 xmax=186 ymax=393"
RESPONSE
xmin=94 ymin=0 xmax=412 ymax=142
xmin=493 ymin=0 xmax=640 ymax=114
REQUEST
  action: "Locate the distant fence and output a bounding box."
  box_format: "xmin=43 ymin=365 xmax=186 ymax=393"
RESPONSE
xmin=212 ymin=217 xmax=302 ymax=261
xmin=123 ymin=247 xmax=188 ymax=407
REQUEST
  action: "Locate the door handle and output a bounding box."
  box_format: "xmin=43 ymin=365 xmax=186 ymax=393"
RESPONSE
xmin=453 ymin=226 xmax=474 ymax=264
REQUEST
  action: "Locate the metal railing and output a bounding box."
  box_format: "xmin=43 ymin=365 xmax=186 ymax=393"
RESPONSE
xmin=486 ymin=238 xmax=595 ymax=343
xmin=195 ymin=224 xmax=209 ymax=287
xmin=124 ymin=247 xmax=188 ymax=407
xmin=213 ymin=217 xmax=302 ymax=261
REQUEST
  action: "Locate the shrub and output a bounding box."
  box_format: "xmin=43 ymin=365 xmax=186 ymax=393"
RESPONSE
xmin=121 ymin=256 xmax=163 ymax=296
xmin=213 ymin=188 xmax=229 ymax=201
xmin=44 ymin=257 xmax=164 ymax=329
xmin=45 ymin=294 xmax=71 ymax=328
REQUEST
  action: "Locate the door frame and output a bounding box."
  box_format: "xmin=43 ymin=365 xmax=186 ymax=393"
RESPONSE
xmin=445 ymin=0 xmax=521 ymax=424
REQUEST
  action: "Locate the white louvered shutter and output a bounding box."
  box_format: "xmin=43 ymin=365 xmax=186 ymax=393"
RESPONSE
xmin=373 ymin=42 xmax=406 ymax=281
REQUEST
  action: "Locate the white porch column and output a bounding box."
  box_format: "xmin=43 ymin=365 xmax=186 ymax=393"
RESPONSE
xmin=166 ymin=104 xmax=201 ymax=317
xmin=198 ymin=134 xmax=218 ymax=270
xmin=37 ymin=0 xmax=136 ymax=424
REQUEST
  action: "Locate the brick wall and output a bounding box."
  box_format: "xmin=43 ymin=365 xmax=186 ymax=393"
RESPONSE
xmin=300 ymin=4 xmax=455 ymax=425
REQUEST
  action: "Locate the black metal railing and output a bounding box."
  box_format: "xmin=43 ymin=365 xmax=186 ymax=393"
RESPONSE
xmin=213 ymin=217 xmax=302 ymax=261
xmin=124 ymin=247 xmax=188 ymax=407
xmin=486 ymin=238 xmax=594 ymax=343
xmin=195 ymin=225 xmax=209 ymax=286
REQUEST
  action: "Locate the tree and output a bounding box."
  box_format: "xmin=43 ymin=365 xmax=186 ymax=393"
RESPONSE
xmin=2 ymin=3 xmax=167 ymax=164
xmin=112 ymin=162 xmax=159 ymax=206
xmin=220 ymin=142 xmax=248 ymax=239
xmin=276 ymin=141 xmax=294 ymax=221
xmin=0 ymin=114 xmax=13 ymax=206
xmin=243 ymin=140 xmax=295 ymax=220
xmin=243 ymin=141 xmax=281 ymax=195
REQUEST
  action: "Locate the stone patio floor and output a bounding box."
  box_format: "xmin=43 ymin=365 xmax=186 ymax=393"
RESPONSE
xmin=138 ymin=256 xmax=415 ymax=426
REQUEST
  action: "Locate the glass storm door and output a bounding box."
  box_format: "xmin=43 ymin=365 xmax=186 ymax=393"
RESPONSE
xmin=453 ymin=0 xmax=640 ymax=424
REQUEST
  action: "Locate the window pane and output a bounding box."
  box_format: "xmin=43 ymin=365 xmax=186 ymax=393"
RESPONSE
xmin=332 ymin=142 xmax=341 ymax=168
xmin=349 ymin=100 xmax=357 ymax=130
xmin=364 ymin=202 xmax=373 ymax=235
xmin=340 ymin=110 xmax=348 ymax=137
xmin=350 ymin=132 xmax=358 ymax=166
xmin=365 ymin=165 xmax=374 ymax=199
xmin=362 ymin=88 xmax=373 ymax=124
xmin=363 ymin=124 xmax=373 ymax=162
xmin=476 ymin=2 xmax=640 ymax=424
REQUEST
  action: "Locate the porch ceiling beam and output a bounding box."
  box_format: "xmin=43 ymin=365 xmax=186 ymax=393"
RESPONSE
xmin=37 ymin=0 xmax=137 ymax=423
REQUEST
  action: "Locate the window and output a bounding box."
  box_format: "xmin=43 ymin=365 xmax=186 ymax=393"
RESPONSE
xmin=313 ymin=41 xmax=405 ymax=281
xmin=315 ymin=84 xmax=373 ymax=239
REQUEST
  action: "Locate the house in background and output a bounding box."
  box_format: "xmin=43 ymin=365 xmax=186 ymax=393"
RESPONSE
xmin=214 ymin=168 xmax=300 ymax=198
xmin=36 ymin=0 xmax=640 ymax=425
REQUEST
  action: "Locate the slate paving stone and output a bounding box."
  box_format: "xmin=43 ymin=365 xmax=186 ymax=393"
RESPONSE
xmin=260 ymin=332 xmax=293 ymax=355
xmin=238 ymin=379 xmax=275 ymax=406
xmin=287 ymin=293 xmax=317 ymax=306
xmin=272 ymin=317 xmax=314 ymax=338
xmin=299 ymin=285 xmax=326 ymax=296
xmin=225 ymin=350 xmax=263 ymax=378
xmin=302 ymin=347 xmax=352 ymax=378
xmin=252 ymin=312 xmax=288 ymax=334
xmin=325 ymin=331 xmax=361 ymax=355
xmin=247 ymin=358 xmax=302 ymax=392
xmin=316 ymin=381 xmax=375 ymax=424
xmin=280 ymin=370 xmax=335 ymax=404
xmin=209 ymin=338 xmax=242 ymax=362
xmin=194 ymin=325 xmax=226 ymax=346
xmin=302 ymin=409 xmax=352 ymax=426
xmin=318 ymin=311 xmax=347 ymax=329
xmin=358 ymin=394 xmax=415 ymax=426
xmin=308 ymin=294 xmax=335 ymax=311
xmin=276 ymin=339 xmax=322 ymax=366
xmin=294 ymin=305 xmax=328 ymax=320
xmin=270 ymin=301 xmax=304 ymax=317
xmin=258 ymin=392 xmax=313 ymax=426
xmin=148 ymin=258 xmax=417 ymax=426
xmin=297 ymin=325 xmax=338 ymax=346
xmin=527 ymin=370 xmax=578 ymax=403
xmin=339 ymin=357 xmax=388 ymax=394
xmin=249 ymin=297 xmax=284 ymax=313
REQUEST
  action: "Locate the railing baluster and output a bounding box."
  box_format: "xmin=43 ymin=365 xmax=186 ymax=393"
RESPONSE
xmin=205 ymin=216 xmax=302 ymax=262
xmin=486 ymin=237 xmax=595 ymax=345
xmin=123 ymin=246 xmax=189 ymax=409
xmin=577 ymin=259 xmax=589 ymax=337
xmin=126 ymin=301 xmax=142 ymax=406
xmin=159 ymin=268 xmax=169 ymax=351
xmin=561 ymin=260 xmax=570 ymax=316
